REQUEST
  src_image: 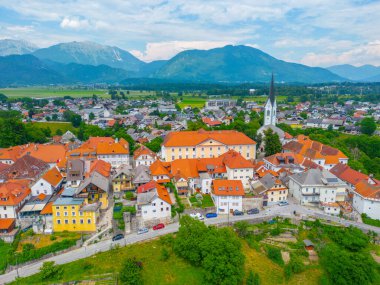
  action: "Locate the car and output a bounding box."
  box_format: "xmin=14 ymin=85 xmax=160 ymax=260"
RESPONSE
xmin=112 ymin=234 xmax=124 ymax=241
xmin=137 ymin=227 xmax=149 ymax=235
xmin=233 ymin=210 xmax=244 ymax=216
xmin=247 ymin=208 xmax=260 ymax=215
xmin=278 ymin=201 xmax=289 ymax=206
xmin=190 ymin=213 xmax=204 ymax=220
xmin=153 ymin=223 xmax=165 ymax=230
xmin=206 ymin=212 xmax=218 ymax=218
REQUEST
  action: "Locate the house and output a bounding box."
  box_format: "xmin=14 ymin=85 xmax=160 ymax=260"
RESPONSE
xmin=211 ymin=180 xmax=244 ymax=214
xmin=252 ymin=174 xmax=288 ymax=206
xmin=221 ymin=150 xmax=254 ymax=189
xmin=112 ymin=165 xmax=134 ymax=193
xmin=133 ymin=165 xmax=151 ymax=187
xmin=161 ymin=129 xmax=256 ymax=162
xmin=0 ymin=145 xmax=26 ymax=165
xmin=136 ymin=181 xmax=172 ymax=222
xmin=0 ymin=180 xmax=31 ymax=223
xmin=150 ymin=160 xmax=172 ymax=183
xmin=352 ymin=180 xmax=380 ymax=220
xmin=264 ymin=152 xmax=320 ymax=173
xmin=289 ymin=168 xmax=347 ymax=215
xmin=96 ymin=138 xmax=130 ymax=168
xmin=170 ymin=159 xmax=200 ymax=195
xmin=66 ymin=159 xmax=86 ymax=187
xmin=31 ymin=167 xmax=63 ymax=196
xmin=282 ymin=135 xmax=348 ymax=170
xmin=330 ymin=163 xmax=377 ymax=190
xmin=133 ymin=146 xmax=157 ymax=167
xmin=52 ymin=197 xmax=100 ymax=232
xmin=202 ymin=117 xmax=222 ymax=127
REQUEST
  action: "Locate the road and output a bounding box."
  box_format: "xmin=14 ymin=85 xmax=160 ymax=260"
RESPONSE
xmin=1 ymin=202 xmax=379 ymax=284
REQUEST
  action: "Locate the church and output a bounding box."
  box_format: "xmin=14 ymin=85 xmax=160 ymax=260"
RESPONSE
xmin=257 ymin=74 xmax=286 ymax=148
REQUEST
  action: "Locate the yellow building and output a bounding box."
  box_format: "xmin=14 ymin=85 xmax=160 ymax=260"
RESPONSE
xmin=52 ymin=197 xmax=100 ymax=232
xmin=161 ymin=129 xmax=256 ymax=162
xmin=112 ymin=165 xmax=134 ymax=193
xmin=252 ymin=174 xmax=288 ymax=206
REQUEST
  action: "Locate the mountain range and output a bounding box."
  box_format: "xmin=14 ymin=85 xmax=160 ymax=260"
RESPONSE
xmin=327 ymin=64 xmax=380 ymax=81
xmin=0 ymin=39 xmax=378 ymax=86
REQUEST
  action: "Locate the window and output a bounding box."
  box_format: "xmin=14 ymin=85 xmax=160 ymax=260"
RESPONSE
xmin=161 ymin=208 xmax=163 ymax=212
xmin=72 ymin=219 xmax=76 ymax=224
xmin=57 ymin=220 xmax=61 ymax=224
xmin=64 ymin=220 xmax=68 ymax=224
xmin=55 ymin=206 xmax=59 ymax=210
xmin=64 ymin=212 xmax=68 ymax=216
xmin=80 ymin=219 xmax=84 ymax=224
xmin=166 ymin=207 xmax=169 ymax=211
xmin=64 ymin=206 xmax=67 ymax=210
xmin=57 ymin=212 xmax=60 ymax=216
xmin=87 ymin=219 xmax=91 ymax=224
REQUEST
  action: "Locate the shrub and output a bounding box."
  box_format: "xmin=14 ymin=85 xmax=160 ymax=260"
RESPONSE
xmin=266 ymin=246 xmax=284 ymax=266
xmin=246 ymin=270 xmax=260 ymax=285
xmin=284 ymin=256 xmax=305 ymax=279
xmin=50 ymin=235 xmax=57 ymax=241
xmin=119 ymin=257 xmax=143 ymax=285
xmin=40 ymin=261 xmax=63 ymax=280
xmin=160 ymin=247 xmax=170 ymax=261
xmin=124 ymin=191 xmax=134 ymax=200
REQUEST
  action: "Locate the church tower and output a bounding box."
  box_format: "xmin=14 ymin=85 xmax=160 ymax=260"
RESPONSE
xmin=264 ymin=74 xmax=276 ymax=126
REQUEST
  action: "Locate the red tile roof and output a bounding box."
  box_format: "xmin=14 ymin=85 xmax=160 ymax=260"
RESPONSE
xmin=330 ymin=163 xmax=369 ymax=186
xmin=0 ymin=180 xmax=31 ymax=206
xmin=354 ymin=181 xmax=380 ymax=199
xmin=0 ymin=218 xmax=15 ymax=230
xmin=220 ymin=150 xmax=254 ymax=169
xmin=212 ymin=180 xmax=244 ymax=196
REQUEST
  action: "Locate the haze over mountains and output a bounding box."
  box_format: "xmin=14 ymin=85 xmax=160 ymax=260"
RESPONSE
xmin=0 ymin=39 xmax=379 ymax=85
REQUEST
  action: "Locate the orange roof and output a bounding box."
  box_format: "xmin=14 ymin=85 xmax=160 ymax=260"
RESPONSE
xmin=42 ymin=167 xmax=63 ymax=186
xmin=96 ymin=142 xmax=129 ymax=155
xmin=82 ymin=137 xmax=115 ymax=149
xmin=202 ymin=117 xmax=222 ymax=126
xmin=163 ymin=129 xmax=256 ymax=147
xmin=264 ymin=152 xmax=303 ymax=166
xmin=89 ymin=159 xmax=111 ymax=177
xmin=257 ymin=169 xmax=279 ymax=178
xmin=150 ymin=160 xmax=171 ymax=177
xmin=40 ymin=201 xmax=53 ymax=215
xmin=22 ymin=144 xmax=66 ymax=164
xmin=355 ymin=181 xmax=380 ymax=199
xmin=156 ymin=183 xmax=173 ymax=205
xmin=330 ymin=163 xmax=369 ymax=186
xmin=0 ymin=218 xmax=15 ymax=230
xmin=196 ymin=157 xmax=226 ymax=174
xmin=0 ymin=145 xmax=27 ymax=162
xmin=284 ymin=132 xmax=293 ymax=139
xmin=133 ymin=145 xmax=156 ymax=160
xmin=137 ymin=181 xmax=157 ymax=193
xmin=37 ymin=193 xmax=46 ymax=201
xmin=0 ymin=180 xmax=31 ymax=206
xmin=213 ymin=180 xmax=245 ymax=196
xmin=220 ymin=150 xmax=254 ymax=169
xmin=171 ymin=159 xmax=199 ymax=179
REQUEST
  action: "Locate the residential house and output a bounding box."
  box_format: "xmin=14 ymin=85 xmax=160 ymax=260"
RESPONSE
xmin=31 ymin=167 xmax=63 ymax=196
xmin=133 ymin=165 xmax=151 ymax=187
xmin=133 ymin=146 xmax=157 ymax=167
xmin=221 ymin=150 xmax=254 ymax=189
xmin=252 ymin=174 xmax=288 ymax=206
xmin=211 ymin=180 xmax=244 ymax=214
xmin=136 ymin=181 xmax=172 ymax=222
xmin=112 ymin=165 xmax=134 ymax=193
xmin=353 ymin=180 xmax=380 ymax=220
xmin=289 ymin=168 xmax=347 ymax=215
xmin=96 ymin=138 xmax=130 ymax=168
xmin=150 ymin=160 xmax=172 ymax=183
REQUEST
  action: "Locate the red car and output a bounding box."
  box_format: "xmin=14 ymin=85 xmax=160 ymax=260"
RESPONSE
xmin=153 ymin=223 xmax=165 ymax=230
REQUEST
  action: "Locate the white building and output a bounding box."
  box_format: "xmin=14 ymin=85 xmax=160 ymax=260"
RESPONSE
xmin=353 ymin=180 xmax=380 ymax=220
xmin=289 ymin=168 xmax=346 ymax=215
xmin=133 ymin=146 xmax=157 ymax=167
xmin=96 ymin=139 xmax=130 ymax=168
xmin=211 ymin=180 xmax=244 ymax=214
xmin=31 ymin=167 xmax=63 ymax=196
xmin=136 ymin=181 xmax=173 ymax=222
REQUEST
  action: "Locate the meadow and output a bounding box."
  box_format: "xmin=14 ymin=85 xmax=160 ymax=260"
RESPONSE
xmin=27 ymin=122 xmax=77 ymax=135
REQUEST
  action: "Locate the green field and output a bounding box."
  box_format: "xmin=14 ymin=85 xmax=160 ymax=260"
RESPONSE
xmin=0 ymin=88 xmax=108 ymax=98
xmin=178 ymin=97 xmax=206 ymax=108
xmin=12 ymin=236 xmax=322 ymax=285
xmin=28 ymin=122 xmax=77 ymax=135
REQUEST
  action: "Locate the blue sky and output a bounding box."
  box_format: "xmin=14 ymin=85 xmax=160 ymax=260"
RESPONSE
xmin=0 ymin=0 xmax=379 ymax=66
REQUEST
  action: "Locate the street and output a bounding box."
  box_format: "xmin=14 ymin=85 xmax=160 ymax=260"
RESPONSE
xmin=1 ymin=201 xmax=379 ymax=284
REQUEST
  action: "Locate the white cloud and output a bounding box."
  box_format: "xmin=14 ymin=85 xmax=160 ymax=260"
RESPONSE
xmin=130 ymin=40 xmax=233 ymax=62
xmin=6 ymin=25 xmax=34 ymax=33
xmin=301 ymin=41 xmax=380 ymax=67
xmin=60 ymin=17 xmax=90 ymax=30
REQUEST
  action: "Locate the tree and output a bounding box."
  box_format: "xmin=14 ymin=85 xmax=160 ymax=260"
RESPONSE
xmin=144 ymin=137 xmax=163 ymax=153
xmin=360 ymin=117 xmax=377 ymax=135
xmin=40 ymin=261 xmax=63 ymax=280
xmin=119 ymin=257 xmax=143 ymax=285
xmin=89 ymin=112 xmax=95 ymax=121
xmin=300 ymin=112 xmax=308 ymax=120
xmin=114 ymin=129 xmax=135 ymax=153
xmin=56 ymin=129 xmax=63 ymax=136
xmin=264 ymin=128 xmax=282 ymax=156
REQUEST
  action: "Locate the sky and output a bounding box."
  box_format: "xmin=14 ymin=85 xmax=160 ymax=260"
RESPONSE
xmin=0 ymin=0 xmax=380 ymax=66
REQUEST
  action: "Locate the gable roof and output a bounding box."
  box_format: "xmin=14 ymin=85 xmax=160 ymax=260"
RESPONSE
xmin=82 ymin=137 xmax=115 ymax=149
xmin=354 ymin=181 xmax=380 ymax=200
xmin=89 ymin=159 xmax=111 ymax=178
xmin=0 ymin=180 xmax=31 ymax=206
xmin=21 ymin=144 xmax=66 ymax=164
xmin=220 ymin=150 xmax=254 ymax=169
xmin=133 ymin=145 xmax=156 ymax=160
xmin=330 ymin=163 xmax=370 ymax=186
xmin=96 ymin=141 xmax=129 ymax=155
xmin=42 ymin=167 xmax=63 ymax=187
xmin=163 ymin=129 xmax=256 ymax=147
xmin=212 ymin=180 xmax=245 ymax=196
xmin=171 ymin=159 xmax=199 ymax=179
xmin=149 ymin=160 xmax=171 ymax=177
xmin=137 ymin=180 xmax=172 ymax=205
xmin=0 ymin=155 xmax=49 ymax=181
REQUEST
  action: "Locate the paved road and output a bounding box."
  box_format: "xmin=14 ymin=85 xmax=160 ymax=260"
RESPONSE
xmin=1 ymin=202 xmax=379 ymax=284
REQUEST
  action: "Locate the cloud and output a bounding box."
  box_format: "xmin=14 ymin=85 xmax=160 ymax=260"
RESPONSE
xmin=60 ymin=17 xmax=90 ymax=29
xmin=130 ymin=40 xmax=233 ymax=62
xmin=301 ymin=41 xmax=380 ymax=67
xmin=6 ymin=25 xmax=34 ymax=33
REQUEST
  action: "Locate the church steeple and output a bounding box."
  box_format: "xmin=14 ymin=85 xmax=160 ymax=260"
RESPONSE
xmin=264 ymin=74 xmax=277 ymax=126
xmin=269 ymin=73 xmax=275 ymax=105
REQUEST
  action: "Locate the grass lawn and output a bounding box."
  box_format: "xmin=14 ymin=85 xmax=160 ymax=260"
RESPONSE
xmin=178 ymin=97 xmax=206 ymax=109
xmin=0 ymin=88 xmax=108 ymax=98
xmin=0 ymin=240 xmax=13 ymax=273
xmin=17 ymin=231 xmax=81 ymax=252
xmin=27 ymin=122 xmax=77 ymax=135
xmin=189 ymin=194 xmax=214 ymax=208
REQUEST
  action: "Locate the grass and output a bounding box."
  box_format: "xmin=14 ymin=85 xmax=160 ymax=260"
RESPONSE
xmin=11 ymin=235 xmax=322 ymax=285
xmin=0 ymin=240 xmax=13 ymax=273
xmin=361 ymin=214 xmax=380 ymax=227
xmin=0 ymin=88 xmax=108 ymax=98
xmin=189 ymin=194 xmax=215 ymax=208
xmin=178 ymin=97 xmax=206 ymax=108
xmin=27 ymin=122 xmax=77 ymax=135
xmin=17 ymin=231 xmax=81 ymax=252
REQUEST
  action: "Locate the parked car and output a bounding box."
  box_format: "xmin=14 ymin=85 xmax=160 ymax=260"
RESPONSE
xmin=153 ymin=223 xmax=165 ymax=230
xmin=278 ymin=201 xmax=289 ymax=206
xmin=247 ymin=208 xmax=260 ymax=215
xmin=206 ymin=212 xmax=218 ymax=218
xmin=190 ymin=213 xmax=204 ymax=220
xmin=112 ymin=234 xmax=124 ymax=241
xmin=233 ymin=210 xmax=244 ymax=216
xmin=137 ymin=227 xmax=149 ymax=235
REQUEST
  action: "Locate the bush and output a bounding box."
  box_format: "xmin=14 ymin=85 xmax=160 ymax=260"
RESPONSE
xmin=160 ymin=247 xmax=170 ymax=261
xmin=266 ymin=246 xmax=284 ymax=266
xmin=40 ymin=261 xmax=63 ymax=280
xmin=124 ymin=191 xmax=134 ymax=200
xmin=270 ymin=226 xmax=281 ymax=236
xmin=284 ymin=256 xmax=305 ymax=280
xmin=361 ymin=213 xmax=380 ymax=227
xmin=246 ymin=270 xmax=260 ymax=285
xmin=50 ymin=235 xmax=57 ymax=241
xmin=119 ymin=257 xmax=143 ymax=285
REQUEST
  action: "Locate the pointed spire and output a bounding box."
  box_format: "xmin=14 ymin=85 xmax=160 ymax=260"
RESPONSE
xmin=269 ymin=73 xmax=275 ymax=105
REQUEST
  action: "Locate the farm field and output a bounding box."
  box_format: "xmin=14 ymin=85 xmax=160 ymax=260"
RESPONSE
xmin=27 ymin=122 xmax=77 ymax=135
xmin=0 ymin=88 xmax=108 ymax=98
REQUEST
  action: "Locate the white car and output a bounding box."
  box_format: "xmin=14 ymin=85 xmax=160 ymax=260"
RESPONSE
xmin=190 ymin=213 xmax=204 ymax=220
